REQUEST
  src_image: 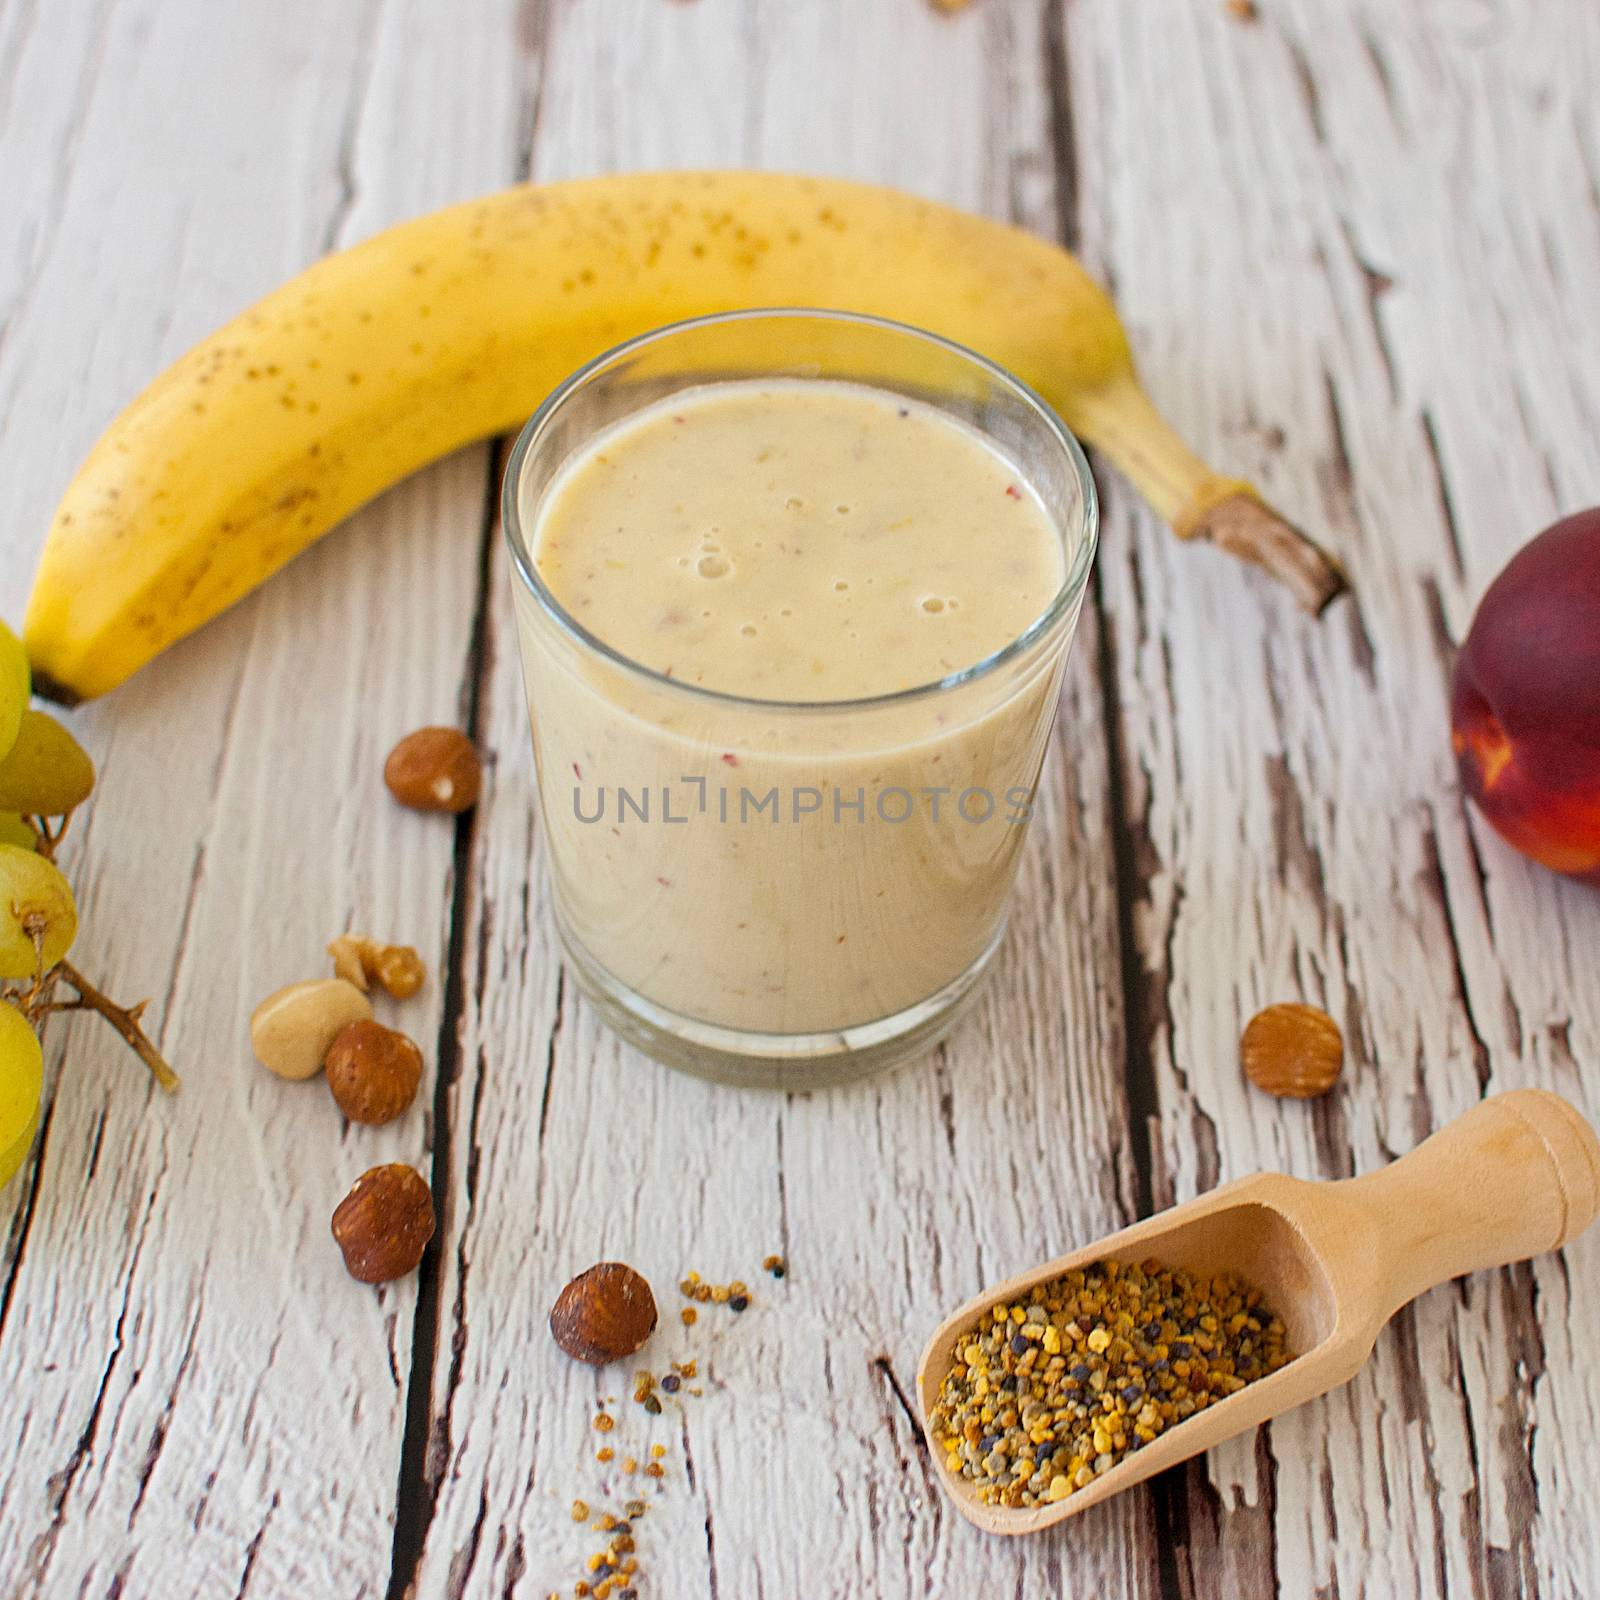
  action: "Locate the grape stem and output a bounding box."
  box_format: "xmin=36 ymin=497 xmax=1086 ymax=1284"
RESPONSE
xmin=24 ymin=814 xmax=68 ymax=863
xmin=42 ymin=960 xmax=179 ymax=1094
xmin=8 ymin=809 xmax=180 ymax=1094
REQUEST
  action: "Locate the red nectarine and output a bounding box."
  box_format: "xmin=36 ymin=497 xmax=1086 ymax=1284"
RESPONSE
xmin=1451 ymin=508 xmax=1600 ymax=885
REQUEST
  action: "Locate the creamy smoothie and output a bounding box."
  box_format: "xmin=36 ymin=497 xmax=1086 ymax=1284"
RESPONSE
xmin=514 ymin=374 xmax=1077 ymax=1046
xmin=532 ymin=382 xmax=1063 ymax=700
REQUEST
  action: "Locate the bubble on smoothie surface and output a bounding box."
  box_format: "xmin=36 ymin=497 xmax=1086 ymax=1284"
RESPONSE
xmin=697 ymin=554 xmax=730 ymax=578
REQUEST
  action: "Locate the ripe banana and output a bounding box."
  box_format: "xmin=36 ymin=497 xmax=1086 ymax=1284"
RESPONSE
xmin=25 ymin=171 xmax=1342 ymax=702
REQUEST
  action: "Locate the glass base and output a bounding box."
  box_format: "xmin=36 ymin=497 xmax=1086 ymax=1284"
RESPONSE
xmin=556 ymin=919 xmax=1008 ymax=1089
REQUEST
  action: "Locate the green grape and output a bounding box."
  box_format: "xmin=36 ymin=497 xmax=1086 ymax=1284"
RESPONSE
xmin=0 ymin=620 xmax=28 ymax=768
xmin=0 ymin=710 xmax=96 ymax=816
xmin=0 ymin=814 xmax=37 ymax=852
xmin=0 ymin=844 xmax=77 ymax=978
xmin=0 ymin=1000 xmax=43 ymax=1188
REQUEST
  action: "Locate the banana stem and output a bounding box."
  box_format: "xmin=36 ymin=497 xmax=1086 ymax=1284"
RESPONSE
xmin=1065 ymin=374 xmax=1347 ymax=614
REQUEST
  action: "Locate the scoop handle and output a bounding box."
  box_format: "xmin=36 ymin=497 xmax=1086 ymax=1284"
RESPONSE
xmin=1337 ymin=1089 xmax=1600 ymax=1318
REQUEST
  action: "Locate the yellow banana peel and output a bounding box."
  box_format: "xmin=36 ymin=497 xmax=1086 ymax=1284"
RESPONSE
xmin=25 ymin=171 xmax=1343 ymax=702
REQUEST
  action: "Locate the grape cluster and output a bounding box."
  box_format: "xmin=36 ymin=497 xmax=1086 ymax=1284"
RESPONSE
xmin=0 ymin=616 xmax=148 ymax=1189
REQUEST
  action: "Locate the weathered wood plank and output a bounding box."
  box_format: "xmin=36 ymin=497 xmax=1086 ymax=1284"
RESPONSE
xmin=1 ymin=0 xmax=1595 ymax=1594
xmin=0 ymin=0 xmax=522 ymax=1592
xmin=1068 ymin=0 xmax=1600 ymax=1593
xmin=400 ymin=2 xmax=1149 ymax=1597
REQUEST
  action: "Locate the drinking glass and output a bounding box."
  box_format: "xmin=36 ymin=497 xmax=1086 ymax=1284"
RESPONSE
xmin=504 ymin=310 xmax=1097 ymax=1087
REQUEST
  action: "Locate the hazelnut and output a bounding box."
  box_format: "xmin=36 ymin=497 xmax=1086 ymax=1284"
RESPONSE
xmin=384 ymin=727 xmax=482 ymax=813
xmin=331 ymin=1163 xmax=435 ymax=1283
xmin=325 ymin=1019 xmax=423 ymax=1124
xmin=250 ymin=978 xmax=373 ymax=1080
xmin=550 ymin=1263 xmax=658 ymax=1366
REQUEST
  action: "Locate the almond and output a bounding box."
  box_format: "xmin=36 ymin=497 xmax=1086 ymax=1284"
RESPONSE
xmin=1241 ymin=1002 xmax=1343 ymax=1098
xmin=383 ymin=727 xmax=481 ymax=814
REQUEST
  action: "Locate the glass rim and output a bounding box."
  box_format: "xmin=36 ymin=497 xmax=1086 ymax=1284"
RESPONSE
xmin=501 ymin=308 xmax=1099 ymax=715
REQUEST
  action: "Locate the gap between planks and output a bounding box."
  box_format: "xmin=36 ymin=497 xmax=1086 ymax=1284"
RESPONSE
xmin=387 ymin=439 xmax=507 ymax=1600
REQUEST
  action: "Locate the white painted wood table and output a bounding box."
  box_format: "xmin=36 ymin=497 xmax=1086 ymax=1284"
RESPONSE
xmin=1 ymin=1 xmax=1597 ymax=1595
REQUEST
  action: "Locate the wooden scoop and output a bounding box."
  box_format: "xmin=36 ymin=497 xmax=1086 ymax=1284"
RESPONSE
xmin=916 ymin=1089 xmax=1600 ymax=1535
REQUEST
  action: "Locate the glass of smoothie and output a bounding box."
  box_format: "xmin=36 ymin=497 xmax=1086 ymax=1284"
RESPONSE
xmin=504 ymin=310 xmax=1097 ymax=1087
